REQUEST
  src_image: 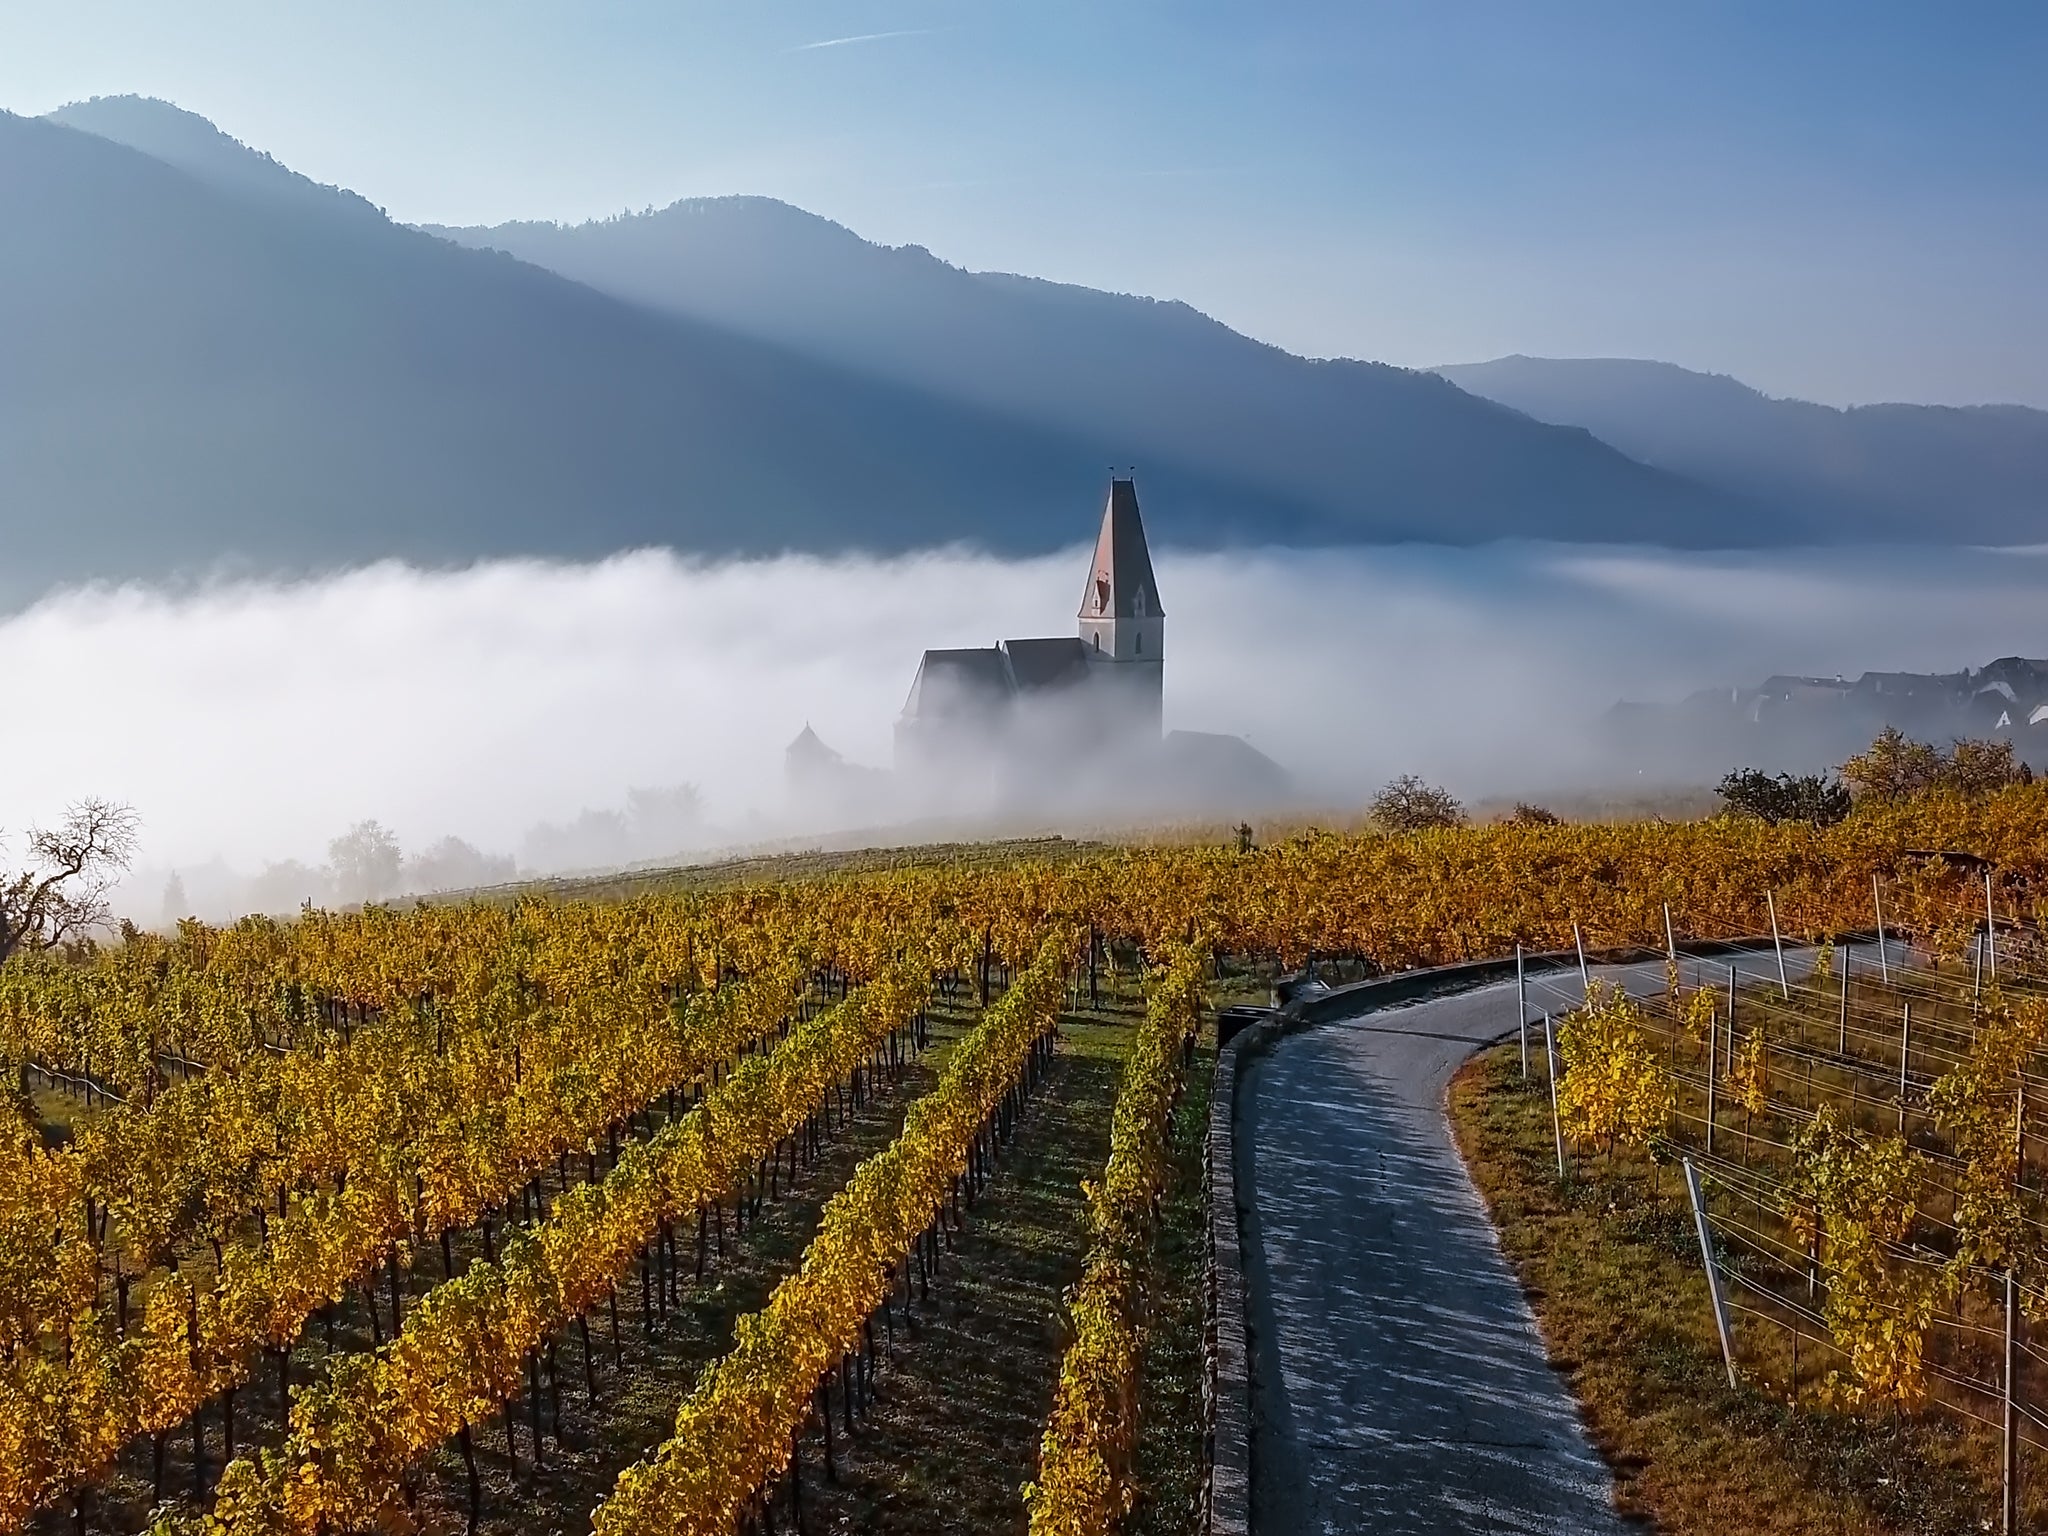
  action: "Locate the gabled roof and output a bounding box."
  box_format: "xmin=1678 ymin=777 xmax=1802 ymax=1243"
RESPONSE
xmin=1077 ymin=478 xmax=1163 ymax=622
xmin=1002 ymin=636 xmax=1091 ymax=692
xmin=786 ymin=723 xmax=844 ymax=766
xmin=901 ymin=647 xmax=1013 ymax=720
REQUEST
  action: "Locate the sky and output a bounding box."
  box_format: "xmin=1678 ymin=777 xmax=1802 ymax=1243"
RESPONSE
xmin=6 ymin=1 xmax=2047 ymax=408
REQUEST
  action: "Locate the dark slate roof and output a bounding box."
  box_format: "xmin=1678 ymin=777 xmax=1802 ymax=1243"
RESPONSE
xmin=1077 ymin=478 xmax=1164 ymax=622
xmin=901 ymin=647 xmax=1013 ymax=719
xmin=1002 ymin=636 xmax=1091 ymax=692
xmin=786 ymin=724 xmax=844 ymax=766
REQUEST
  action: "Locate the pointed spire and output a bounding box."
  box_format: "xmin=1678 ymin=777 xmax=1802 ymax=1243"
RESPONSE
xmin=1078 ymin=477 xmax=1163 ymax=621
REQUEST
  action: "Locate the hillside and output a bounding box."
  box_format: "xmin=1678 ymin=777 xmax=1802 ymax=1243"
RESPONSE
xmin=0 ymin=105 xmax=1306 ymax=604
xmin=1436 ymin=354 xmax=2048 ymax=542
xmin=44 ymin=95 xmax=389 ymax=229
xmin=2 ymin=98 xmax=1800 ymax=608
xmin=426 ymin=193 xmax=1777 ymax=547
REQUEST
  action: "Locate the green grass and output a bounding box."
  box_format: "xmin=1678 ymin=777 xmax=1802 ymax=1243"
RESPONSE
xmin=1129 ymin=1031 xmax=1214 ymax=1536
xmin=418 ymin=1008 xmax=972 ymax=1536
xmin=435 ymin=835 xmax=1112 ymax=907
xmin=69 ymin=969 xmax=1219 ymax=1535
xmin=93 ymin=1006 xmax=955 ymax=1535
xmin=784 ymin=1013 xmax=1125 ymax=1536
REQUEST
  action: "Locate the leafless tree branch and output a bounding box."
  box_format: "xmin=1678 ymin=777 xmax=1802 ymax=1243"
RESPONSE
xmin=0 ymin=798 xmax=139 ymax=963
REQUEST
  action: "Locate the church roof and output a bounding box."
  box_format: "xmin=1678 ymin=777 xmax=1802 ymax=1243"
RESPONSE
xmin=1078 ymin=478 xmax=1164 ymax=622
xmin=1002 ymin=637 xmax=1091 ymax=692
xmin=786 ymin=723 xmax=844 ymax=766
xmin=901 ymin=647 xmax=1013 ymax=719
xmin=900 ymin=636 xmax=1096 ymax=721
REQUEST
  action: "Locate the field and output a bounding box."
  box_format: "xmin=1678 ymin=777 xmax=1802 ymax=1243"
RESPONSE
xmin=8 ymin=790 xmax=2048 ymax=1535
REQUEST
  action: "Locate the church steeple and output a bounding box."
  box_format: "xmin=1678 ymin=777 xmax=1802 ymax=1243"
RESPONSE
xmin=1078 ymin=477 xmax=1164 ymax=629
xmin=1077 ymin=479 xmax=1164 ymax=740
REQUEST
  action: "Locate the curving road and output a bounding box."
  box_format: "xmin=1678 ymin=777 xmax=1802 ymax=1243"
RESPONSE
xmin=1236 ymin=948 xmax=1843 ymax=1534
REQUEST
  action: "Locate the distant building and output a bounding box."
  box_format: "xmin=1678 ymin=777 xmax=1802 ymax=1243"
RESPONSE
xmin=895 ymin=477 xmax=1166 ymax=770
xmin=1606 ymin=654 xmax=2048 ymax=779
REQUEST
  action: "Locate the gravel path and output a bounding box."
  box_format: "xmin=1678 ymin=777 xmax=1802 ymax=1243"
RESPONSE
xmin=1237 ymin=948 xmax=1838 ymax=1534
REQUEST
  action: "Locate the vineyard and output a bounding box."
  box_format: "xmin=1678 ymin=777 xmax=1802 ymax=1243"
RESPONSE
xmin=7 ymin=787 xmax=2048 ymax=1534
xmin=1456 ymin=906 xmax=2048 ymax=1528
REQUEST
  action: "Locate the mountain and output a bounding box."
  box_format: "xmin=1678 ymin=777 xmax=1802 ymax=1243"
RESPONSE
xmin=3 ymin=102 xmax=1301 ymax=605
xmin=45 ymin=95 xmax=388 ymax=229
xmin=426 ymin=195 xmax=1778 ymax=547
xmin=3 ymin=97 xmax=1784 ymax=607
xmin=1435 ymin=355 xmax=2048 ymax=543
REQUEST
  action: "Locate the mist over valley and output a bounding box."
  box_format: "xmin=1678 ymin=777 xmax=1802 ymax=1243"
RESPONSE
xmin=3 ymin=93 xmax=2047 ymax=914
xmin=5 ymin=540 xmax=2047 ymax=923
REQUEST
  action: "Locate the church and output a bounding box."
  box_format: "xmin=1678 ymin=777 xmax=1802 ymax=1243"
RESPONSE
xmin=785 ymin=477 xmax=1287 ymax=825
xmin=895 ymin=477 xmax=1167 ymax=771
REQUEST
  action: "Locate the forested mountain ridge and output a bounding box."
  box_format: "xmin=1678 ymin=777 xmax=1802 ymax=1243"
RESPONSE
xmin=1436 ymin=354 xmax=2048 ymax=543
xmin=4 ymin=98 xmax=1819 ymax=609
xmin=428 ymin=193 xmax=1777 ymax=546
xmin=1 ymin=105 xmax=1266 ymax=603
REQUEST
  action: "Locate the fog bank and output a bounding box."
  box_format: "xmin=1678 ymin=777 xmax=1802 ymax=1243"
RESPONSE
xmin=4 ymin=542 xmax=2048 ymax=917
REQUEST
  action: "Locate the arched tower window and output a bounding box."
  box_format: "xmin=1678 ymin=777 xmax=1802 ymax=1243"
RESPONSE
xmin=1135 ymin=632 xmax=1143 ymax=655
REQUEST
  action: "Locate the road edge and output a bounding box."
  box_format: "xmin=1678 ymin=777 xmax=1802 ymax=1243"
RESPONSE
xmin=1201 ymin=934 xmax=1812 ymax=1532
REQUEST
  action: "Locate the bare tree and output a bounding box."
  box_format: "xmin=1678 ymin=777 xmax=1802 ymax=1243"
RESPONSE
xmin=1367 ymin=774 xmax=1466 ymax=833
xmin=0 ymin=799 xmax=139 ymax=963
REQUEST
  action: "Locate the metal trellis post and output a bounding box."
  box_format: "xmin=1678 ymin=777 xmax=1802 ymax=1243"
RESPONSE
xmin=1545 ymin=1012 xmax=1566 ymax=1182
xmin=1683 ymin=1159 xmax=1739 ymax=1391
xmin=1516 ymin=944 xmax=1528 ymax=1080
xmin=1768 ymin=890 xmax=1789 ymax=999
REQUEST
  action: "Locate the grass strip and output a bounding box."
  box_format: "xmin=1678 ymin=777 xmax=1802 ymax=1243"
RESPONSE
xmin=591 ymin=934 xmax=1072 ymax=1536
xmin=175 ymin=967 xmax=930 ymax=1535
xmin=1449 ymin=1043 xmax=2023 ymax=1535
xmin=1024 ymin=944 xmax=1205 ymax=1535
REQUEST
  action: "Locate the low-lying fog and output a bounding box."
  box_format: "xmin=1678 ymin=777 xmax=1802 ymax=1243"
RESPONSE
xmin=5 ymin=541 xmax=2047 ymax=922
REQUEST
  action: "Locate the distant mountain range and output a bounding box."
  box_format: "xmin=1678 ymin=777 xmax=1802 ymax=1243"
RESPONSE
xmin=422 ymin=197 xmax=1766 ymax=547
xmin=4 ymin=95 xmax=2047 ymax=606
xmin=1 ymin=102 xmax=1155 ymax=602
xmin=1436 ymin=356 xmax=2048 ymax=544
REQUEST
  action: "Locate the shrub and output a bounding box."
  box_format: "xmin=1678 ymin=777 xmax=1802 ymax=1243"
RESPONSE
xmin=1716 ymin=768 xmax=1852 ymax=827
xmin=1839 ymin=727 xmax=2022 ymax=802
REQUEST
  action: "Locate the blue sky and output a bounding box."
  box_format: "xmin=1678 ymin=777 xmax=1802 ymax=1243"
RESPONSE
xmin=8 ymin=1 xmax=2046 ymax=406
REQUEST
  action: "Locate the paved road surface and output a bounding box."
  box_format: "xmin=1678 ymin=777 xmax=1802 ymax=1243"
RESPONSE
xmin=1238 ymin=948 xmax=1839 ymax=1534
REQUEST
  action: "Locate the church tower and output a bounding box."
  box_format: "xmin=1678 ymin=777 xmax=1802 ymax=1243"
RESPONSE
xmin=1077 ymin=477 xmax=1164 ymax=735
